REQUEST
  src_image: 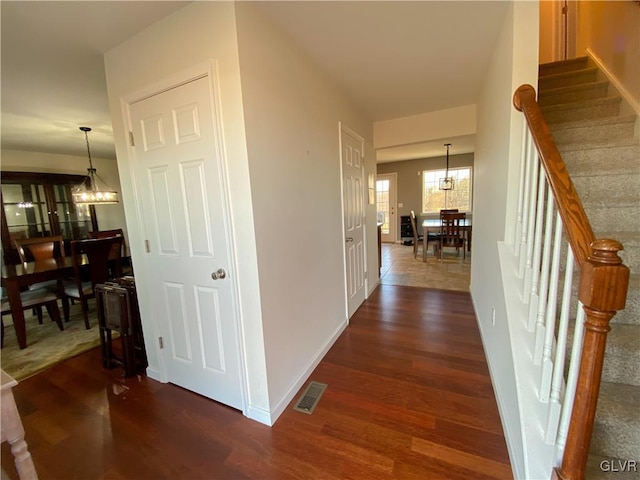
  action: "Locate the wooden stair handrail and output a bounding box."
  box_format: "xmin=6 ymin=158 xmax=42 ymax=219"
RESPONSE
xmin=513 ymin=84 xmax=630 ymax=480
xmin=513 ymin=85 xmax=595 ymax=264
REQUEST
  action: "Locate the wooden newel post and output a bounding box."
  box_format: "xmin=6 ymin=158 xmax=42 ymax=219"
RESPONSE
xmin=554 ymin=239 xmax=630 ymax=480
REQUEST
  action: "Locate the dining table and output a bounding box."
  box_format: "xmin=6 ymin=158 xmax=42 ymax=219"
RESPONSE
xmin=422 ymin=217 xmax=473 ymax=261
xmin=1 ymin=256 xmax=88 ymax=349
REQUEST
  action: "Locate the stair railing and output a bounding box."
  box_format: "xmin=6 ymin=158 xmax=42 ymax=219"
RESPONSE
xmin=512 ymin=84 xmax=630 ymax=480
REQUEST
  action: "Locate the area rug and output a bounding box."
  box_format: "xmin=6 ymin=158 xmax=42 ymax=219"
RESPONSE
xmin=1 ymin=301 xmax=103 ymax=380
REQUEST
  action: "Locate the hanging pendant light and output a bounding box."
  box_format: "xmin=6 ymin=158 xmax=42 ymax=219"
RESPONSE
xmin=72 ymin=127 xmax=118 ymax=205
xmin=439 ymin=143 xmax=455 ymax=191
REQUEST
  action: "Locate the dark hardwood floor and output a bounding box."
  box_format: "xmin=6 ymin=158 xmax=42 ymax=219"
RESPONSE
xmin=1 ymin=285 xmax=512 ymax=479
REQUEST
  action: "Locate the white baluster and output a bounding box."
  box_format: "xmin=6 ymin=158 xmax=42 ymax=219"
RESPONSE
xmin=514 ymin=121 xmax=528 ymax=251
xmin=555 ymin=304 xmax=586 ymax=464
xmin=528 ymin=168 xmax=547 ymax=329
xmin=545 ymin=247 xmax=575 ymax=444
xmin=534 ymin=185 xmax=555 ymax=366
xmin=540 ymin=213 xmax=564 ymax=402
xmin=518 ymin=131 xmax=533 ymax=272
xmin=523 ymin=144 xmax=540 ymax=297
xmin=518 ymin=131 xmax=534 ymax=275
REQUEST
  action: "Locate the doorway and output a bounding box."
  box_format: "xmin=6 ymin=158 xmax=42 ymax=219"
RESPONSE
xmin=127 ymin=73 xmax=244 ymax=410
xmin=376 ymin=173 xmax=397 ymax=243
xmin=340 ymin=123 xmax=366 ymax=319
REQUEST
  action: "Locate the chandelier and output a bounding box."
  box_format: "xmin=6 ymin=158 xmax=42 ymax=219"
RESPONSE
xmin=439 ymin=143 xmax=455 ymax=191
xmin=72 ymin=127 xmax=118 ymax=205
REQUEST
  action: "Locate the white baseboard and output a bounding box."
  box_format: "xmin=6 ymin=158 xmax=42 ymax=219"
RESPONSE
xmin=246 ymin=404 xmax=273 ymax=426
xmin=145 ymin=367 xmax=163 ymax=382
xmin=368 ymin=278 xmax=380 ymax=296
xmin=266 ymin=319 xmax=348 ymax=425
xmin=586 ymin=47 xmax=640 ymax=115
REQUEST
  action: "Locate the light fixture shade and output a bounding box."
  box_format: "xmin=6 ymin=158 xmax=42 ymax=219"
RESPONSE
xmin=73 ymin=127 xmax=119 ymax=205
xmin=439 ymin=143 xmax=455 ymax=191
xmin=72 ymin=187 xmax=119 ymax=205
xmin=439 ymin=177 xmax=455 ymax=191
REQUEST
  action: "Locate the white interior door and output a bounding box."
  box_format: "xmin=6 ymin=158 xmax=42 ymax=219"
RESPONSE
xmin=129 ymin=75 xmax=243 ymax=410
xmin=376 ymin=173 xmax=397 ymax=243
xmin=341 ymin=125 xmax=366 ymax=319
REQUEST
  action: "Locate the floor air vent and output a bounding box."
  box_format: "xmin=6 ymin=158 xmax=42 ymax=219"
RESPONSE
xmin=293 ymin=381 xmax=327 ymax=414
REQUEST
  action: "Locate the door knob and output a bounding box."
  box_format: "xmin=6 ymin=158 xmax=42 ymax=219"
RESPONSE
xmin=211 ymin=268 xmax=226 ymax=280
xmin=346 ymin=237 xmax=354 ymax=243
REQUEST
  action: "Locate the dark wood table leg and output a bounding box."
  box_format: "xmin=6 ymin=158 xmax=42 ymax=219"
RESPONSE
xmin=5 ymin=278 xmax=27 ymax=349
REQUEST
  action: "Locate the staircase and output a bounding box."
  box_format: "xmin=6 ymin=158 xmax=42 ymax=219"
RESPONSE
xmin=538 ymin=57 xmax=640 ymax=479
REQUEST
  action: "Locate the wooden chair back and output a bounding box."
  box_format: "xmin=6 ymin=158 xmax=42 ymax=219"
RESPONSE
xmin=14 ymin=235 xmax=65 ymax=263
xmin=439 ymin=212 xmax=466 ymax=259
xmin=409 ymin=210 xmax=424 ymax=259
xmin=409 ymin=211 xmax=420 ymax=244
xmin=88 ymin=229 xmax=125 ymax=259
xmin=71 ymin=237 xmax=124 ymax=290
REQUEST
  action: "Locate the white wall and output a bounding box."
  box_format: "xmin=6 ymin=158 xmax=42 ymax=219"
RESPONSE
xmin=234 ymin=2 xmax=376 ymax=420
xmin=577 ymin=1 xmax=640 ymax=113
xmin=471 ymin=2 xmax=539 ymax=478
xmin=373 ymin=105 xmax=476 ymax=149
xmin=103 ymin=2 xmax=269 ymax=421
xmin=538 ymin=1 xmax=558 ymax=64
xmin=0 ymin=149 xmax=128 ymax=242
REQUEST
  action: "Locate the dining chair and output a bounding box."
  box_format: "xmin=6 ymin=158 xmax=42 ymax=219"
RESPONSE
xmin=409 ymin=211 xmax=424 ymax=259
xmin=64 ymin=237 xmax=124 ymax=329
xmin=88 ymin=229 xmax=125 ymax=257
xmin=13 ymin=235 xmax=67 ymax=323
xmin=411 ymin=211 xmax=439 ymax=260
xmin=1 ymin=287 xmax=64 ymax=348
xmin=438 ymin=212 xmax=467 ymax=260
xmin=14 ymin=235 xmax=66 ymax=264
xmin=88 ymin=229 xmax=132 ymax=275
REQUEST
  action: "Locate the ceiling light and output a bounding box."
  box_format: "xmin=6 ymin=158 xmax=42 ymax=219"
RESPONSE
xmin=72 ymin=127 xmax=118 ymax=205
xmin=439 ymin=143 xmax=455 ymax=191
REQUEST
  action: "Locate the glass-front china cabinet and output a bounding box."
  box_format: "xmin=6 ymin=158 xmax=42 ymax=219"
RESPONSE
xmin=1 ymin=172 xmax=98 ymax=265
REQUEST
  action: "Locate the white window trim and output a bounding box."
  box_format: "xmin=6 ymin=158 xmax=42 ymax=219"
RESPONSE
xmin=421 ymin=166 xmax=473 ymax=215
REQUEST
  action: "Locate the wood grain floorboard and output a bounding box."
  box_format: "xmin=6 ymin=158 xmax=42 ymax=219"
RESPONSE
xmin=1 ymin=284 xmax=511 ymax=479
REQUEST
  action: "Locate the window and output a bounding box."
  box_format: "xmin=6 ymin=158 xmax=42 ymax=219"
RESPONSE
xmin=422 ymin=167 xmax=472 ymax=214
xmin=375 ymin=179 xmax=390 ymax=234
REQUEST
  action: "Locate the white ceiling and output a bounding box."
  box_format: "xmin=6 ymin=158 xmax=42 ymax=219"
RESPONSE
xmin=1 ymin=1 xmax=509 ymax=163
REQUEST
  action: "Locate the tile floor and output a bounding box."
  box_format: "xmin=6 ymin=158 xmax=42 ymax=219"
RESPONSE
xmin=379 ymin=241 xmax=471 ymax=292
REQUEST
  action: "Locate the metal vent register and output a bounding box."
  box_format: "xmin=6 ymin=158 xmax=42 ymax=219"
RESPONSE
xmin=293 ymin=381 xmax=327 ymax=414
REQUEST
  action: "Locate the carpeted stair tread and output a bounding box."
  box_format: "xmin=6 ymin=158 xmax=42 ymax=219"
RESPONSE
xmin=573 ymin=174 xmax=640 ymax=206
xmin=600 ymin=323 xmax=640 ymax=386
xmin=579 ymin=202 xmax=640 ymax=234
xmin=557 ymin=136 xmax=640 ymax=152
xmin=612 ymin=273 xmax=640 ymax=326
xmin=560 ymin=144 xmax=639 ymax=176
xmin=541 ymin=96 xmax=622 ymax=124
xmin=539 ymin=56 xmax=590 ymax=77
xmin=538 ymin=80 xmax=610 ymax=106
xmin=592 ymin=382 xmax=640 ymax=461
xmin=548 ymin=114 xmax=637 ymax=143
xmin=549 ymin=114 xmax=638 ymax=130
xmin=538 ymin=66 xmax=599 ymax=90
xmin=565 ymin=320 xmax=640 ymax=386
